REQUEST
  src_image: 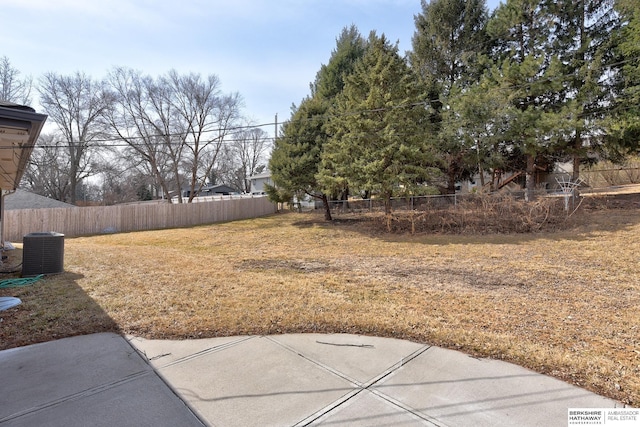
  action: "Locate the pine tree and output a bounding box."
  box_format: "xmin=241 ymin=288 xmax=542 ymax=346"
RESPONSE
xmin=269 ymin=97 xmax=333 ymax=219
xmin=487 ymin=0 xmax=563 ymax=200
xmin=607 ymin=0 xmax=640 ymax=153
xmin=320 ymin=32 xmax=437 ymax=227
xmin=548 ymin=0 xmax=620 ymax=178
xmin=446 ymin=61 xmax=517 ymax=190
xmin=312 ymin=25 xmax=367 ymax=100
xmin=410 ymin=0 xmax=489 ymax=193
xmin=268 ymin=26 xmax=367 ymax=220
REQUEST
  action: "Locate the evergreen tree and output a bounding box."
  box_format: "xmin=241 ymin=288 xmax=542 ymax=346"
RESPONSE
xmin=548 ymin=0 xmax=621 ymax=178
xmin=312 ymin=25 xmax=368 ymax=100
xmin=411 ymin=0 xmax=489 ymax=193
xmin=412 ymin=0 xmax=488 ymax=92
xmin=487 ymin=0 xmax=564 ymax=200
xmin=268 ymin=26 xmax=367 ymax=220
xmin=320 ymin=32 xmax=438 ymax=227
xmin=607 ymin=0 xmax=640 ymax=153
xmin=269 ymin=96 xmax=333 ymax=219
xmin=446 ymin=61 xmax=517 ymax=190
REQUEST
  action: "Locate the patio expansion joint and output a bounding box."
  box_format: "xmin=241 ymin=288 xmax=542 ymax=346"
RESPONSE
xmin=128 ymin=335 xmax=258 ymax=369
xmin=264 ymin=337 xmax=442 ymax=426
xmin=0 ymin=369 xmax=154 ymax=424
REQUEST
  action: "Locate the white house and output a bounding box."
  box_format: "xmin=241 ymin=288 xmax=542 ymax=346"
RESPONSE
xmin=249 ymin=170 xmax=272 ymax=195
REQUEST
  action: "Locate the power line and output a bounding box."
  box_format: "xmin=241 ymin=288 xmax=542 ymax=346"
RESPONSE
xmin=2 ymin=51 xmax=638 ymax=151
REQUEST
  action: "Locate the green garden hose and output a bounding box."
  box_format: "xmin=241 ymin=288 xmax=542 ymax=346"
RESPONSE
xmin=0 ymin=275 xmax=44 ymax=289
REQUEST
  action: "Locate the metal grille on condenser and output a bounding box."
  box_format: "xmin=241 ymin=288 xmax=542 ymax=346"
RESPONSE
xmin=21 ymin=232 xmax=64 ymax=277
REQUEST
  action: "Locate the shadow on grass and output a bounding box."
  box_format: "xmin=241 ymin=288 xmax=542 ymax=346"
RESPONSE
xmin=0 ymin=249 xmax=120 ymax=351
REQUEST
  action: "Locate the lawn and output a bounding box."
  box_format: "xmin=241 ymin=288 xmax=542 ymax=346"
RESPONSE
xmin=1 ymin=207 xmax=639 ymax=406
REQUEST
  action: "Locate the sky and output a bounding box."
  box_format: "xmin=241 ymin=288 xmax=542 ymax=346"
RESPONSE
xmin=1 ymin=0 xmax=500 ymax=138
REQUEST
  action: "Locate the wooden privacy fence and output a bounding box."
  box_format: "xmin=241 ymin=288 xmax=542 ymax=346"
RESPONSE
xmin=3 ymin=197 xmax=277 ymax=242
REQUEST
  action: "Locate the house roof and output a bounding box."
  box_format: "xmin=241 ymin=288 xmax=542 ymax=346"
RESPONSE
xmin=199 ymin=185 xmax=238 ymax=195
xmin=181 ymin=184 xmax=237 ymax=193
xmin=249 ymin=170 xmax=271 ymax=180
xmin=0 ymin=102 xmax=47 ymax=190
xmin=4 ymin=189 xmax=76 ymax=210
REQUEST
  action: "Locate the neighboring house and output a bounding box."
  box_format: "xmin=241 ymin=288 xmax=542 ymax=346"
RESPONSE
xmin=456 ymin=162 xmax=577 ymax=195
xmin=180 ymin=184 xmax=238 ymax=199
xmin=249 ymin=170 xmax=272 ymax=195
xmin=4 ymin=189 xmax=76 ymax=210
xmin=544 ymin=161 xmax=575 ymax=190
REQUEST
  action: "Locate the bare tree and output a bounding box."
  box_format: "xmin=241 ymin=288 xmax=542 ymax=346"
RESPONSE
xmin=105 ymin=67 xmax=180 ymax=202
xmin=165 ymin=70 xmax=243 ymax=202
xmin=121 ymin=143 xmax=173 ymax=200
xmin=0 ymin=56 xmax=32 ymax=104
xmin=21 ymin=133 xmax=71 ymax=201
xmin=228 ymin=127 xmax=270 ymax=192
xmin=106 ymin=68 xmax=243 ymax=203
xmin=97 ymin=161 xmax=137 ymax=205
xmin=38 ymin=72 xmax=112 ymax=204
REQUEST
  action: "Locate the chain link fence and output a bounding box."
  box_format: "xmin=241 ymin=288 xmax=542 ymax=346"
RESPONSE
xmin=325 ymin=190 xmax=576 ymax=215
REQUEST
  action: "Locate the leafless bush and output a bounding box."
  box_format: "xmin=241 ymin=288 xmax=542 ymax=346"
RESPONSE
xmin=584 ymin=160 xmax=640 ymax=186
xmin=358 ymin=194 xmax=569 ymax=234
xmin=623 ymin=159 xmax=640 ymax=183
xmin=599 ymin=167 xmax=624 ymax=186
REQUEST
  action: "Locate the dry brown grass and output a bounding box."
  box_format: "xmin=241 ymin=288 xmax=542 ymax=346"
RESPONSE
xmin=1 ymin=201 xmax=639 ymax=406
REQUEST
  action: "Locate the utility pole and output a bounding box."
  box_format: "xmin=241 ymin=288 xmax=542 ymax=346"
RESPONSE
xmin=274 ymin=113 xmax=278 ymax=141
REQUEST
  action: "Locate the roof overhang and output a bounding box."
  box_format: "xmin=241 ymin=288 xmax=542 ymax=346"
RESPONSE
xmin=0 ymin=102 xmax=47 ymax=191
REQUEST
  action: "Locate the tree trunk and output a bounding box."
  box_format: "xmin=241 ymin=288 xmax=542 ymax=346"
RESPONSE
xmin=341 ymin=185 xmax=349 ymax=210
xmin=447 ymin=164 xmax=456 ymax=194
xmin=573 ymin=1 xmax=586 ymax=182
xmin=572 ymin=132 xmax=582 ymax=181
xmin=491 ymin=170 xmax=500 ymax=192
xmin=321 ymin=194 xmax=332 ymax=221
xmin=384 ymin=193 xmax=393 ymax=232
xmin=525 ymin=154 xmax=536 ymax=202
xmin=69 ymin=161 xmax=78 ymax=204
